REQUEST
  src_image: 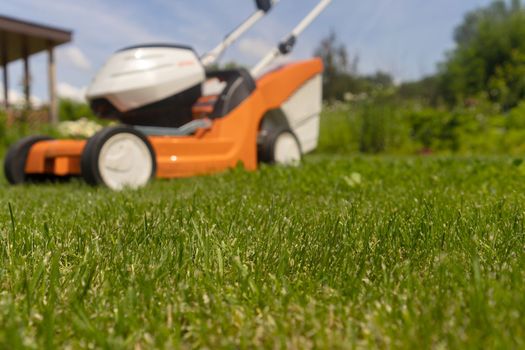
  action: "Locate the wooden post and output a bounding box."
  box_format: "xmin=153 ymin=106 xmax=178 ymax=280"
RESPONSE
xmin=23 ymin=38 xmax=31 ymax=109
xmin=47 ymin=42 xmax=58 ymax=124
xmin=1 ymin=32 xmax=8 ymax=110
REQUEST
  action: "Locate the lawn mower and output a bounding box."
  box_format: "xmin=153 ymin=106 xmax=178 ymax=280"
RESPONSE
xmin=4 ymin=0 xmax=332 ymax=190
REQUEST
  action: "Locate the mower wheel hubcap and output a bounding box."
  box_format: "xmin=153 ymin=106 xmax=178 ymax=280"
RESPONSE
xmin=274 ymin=132 xmax=301 ymax=166
xmin=98 ymin=133 xmax=153 ymax=190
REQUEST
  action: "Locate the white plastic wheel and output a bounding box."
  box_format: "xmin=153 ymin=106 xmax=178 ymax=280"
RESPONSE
xmin=274 ymin=131 xmax=302 ymax=166
xmin=98 ymin=133 xmax=154 ymax=190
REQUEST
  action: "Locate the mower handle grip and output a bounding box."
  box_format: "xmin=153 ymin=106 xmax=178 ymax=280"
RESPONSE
xmin=256 ymin=0 xmax=273 ymax=12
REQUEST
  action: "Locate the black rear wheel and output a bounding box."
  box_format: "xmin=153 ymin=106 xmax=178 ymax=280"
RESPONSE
xmin=258 ymin=128 xmax=302 ymax=166
xmin=4 ymin=135 xmax=53 ymax=185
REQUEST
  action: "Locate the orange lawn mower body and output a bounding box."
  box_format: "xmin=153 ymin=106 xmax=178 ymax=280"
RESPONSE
xmin=24 ymin=60 xmax=322 ymax=178
xmin=4 ymin=0 xmax=331 ymax=190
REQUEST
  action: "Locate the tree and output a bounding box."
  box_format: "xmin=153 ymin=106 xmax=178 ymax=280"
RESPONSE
xmin=453 ymin=1 xmax=509 ymax=46
xmin=313 ymin=31 xmax=395 ymax=101
xmin=363 ymin=71 xmax=394 ymax=89
xmin=439 ymin=0 xmax=525 ymax=109
xmin=314 ymin=31 xmax=360 ymax=100
xmin=397 ymin=76 xmax=439 ymax=103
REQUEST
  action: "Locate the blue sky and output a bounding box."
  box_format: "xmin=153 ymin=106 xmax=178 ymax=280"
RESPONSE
xmin=0 ymin=0 xmax=495 ymax=103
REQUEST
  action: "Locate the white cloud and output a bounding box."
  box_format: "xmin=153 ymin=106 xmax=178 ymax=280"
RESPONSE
xmin=0 ymin=86 xmax=43 ymax=107
xmin=236 ymin=37 xmax=297 ymax=74
xmin=60 ymin=46 xmax=91 ymax=71
xmin=0 ymin=83 xmax=87 ymax=106
xmin=57 ymin=82 xmax=86 ymax=102
xmin=238 ymin=38 xmax=274 ymax=61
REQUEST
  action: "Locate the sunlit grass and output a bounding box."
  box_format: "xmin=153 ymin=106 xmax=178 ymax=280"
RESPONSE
xmin=0 ymin=155 xmax=524 ymax=348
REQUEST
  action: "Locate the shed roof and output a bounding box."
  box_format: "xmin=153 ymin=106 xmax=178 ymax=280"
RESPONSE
xmin=0 ymin=15 xmax=72 ymax=64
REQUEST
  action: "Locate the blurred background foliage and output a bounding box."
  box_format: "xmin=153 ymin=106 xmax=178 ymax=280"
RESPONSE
xmin=3 ymin=0 xmax=525 ymax=156
xmin=316 ymin=0 xmax=525 ymax=155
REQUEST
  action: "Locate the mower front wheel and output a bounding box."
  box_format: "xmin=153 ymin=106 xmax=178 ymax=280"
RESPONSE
xmin=4 ymin=135 xmax=54 ymax=185
xmin=81 ymin=126 xmax=156 ymax=190
xmin=259 ymin=128 xmax=302 ymax=166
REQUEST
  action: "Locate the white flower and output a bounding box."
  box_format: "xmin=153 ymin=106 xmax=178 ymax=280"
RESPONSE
xmin=57 ymin=118 xmax=103 ymax=138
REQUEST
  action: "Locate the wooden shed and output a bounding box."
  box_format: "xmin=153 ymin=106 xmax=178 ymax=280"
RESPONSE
xmin=0 ymin=15 xmax=72 ymax=123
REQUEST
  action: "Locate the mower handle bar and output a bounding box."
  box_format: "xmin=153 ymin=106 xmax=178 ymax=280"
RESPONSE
xmin=251 ymin=0 xmax=332 ymax=76
xmin=201 ymin=0 xmax=280 ymax=66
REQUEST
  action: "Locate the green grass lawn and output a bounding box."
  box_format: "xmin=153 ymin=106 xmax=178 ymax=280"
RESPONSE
xmin=0 ymin=155 xmax=524 ymax=349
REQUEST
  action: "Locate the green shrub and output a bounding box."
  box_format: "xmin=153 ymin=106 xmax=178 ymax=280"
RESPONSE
xmin=408 ymin=108 xmax=454 ymax=151
xmin=317 ymin=103 xmax=360 ymax=154
xmin=318 ymin=95 xmax=525 ymax=155
xmin=507 ymin=100 xmax=525 ymax=129
xmin=357 ymin=97 xmax=413 ymax=153
xmin=319 ymin=97 xmax=415 ymax=154
xmin=59 ymin=99 xmax=97 ymax=121
xmin=0 ymin=109 xmax=66 ymax=157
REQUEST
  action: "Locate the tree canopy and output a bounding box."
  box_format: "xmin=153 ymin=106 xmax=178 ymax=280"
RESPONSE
xmin=313 ymin=31 xmax=394 ymax=101
xmin=439 ymin=0 xmax=525 ymax=109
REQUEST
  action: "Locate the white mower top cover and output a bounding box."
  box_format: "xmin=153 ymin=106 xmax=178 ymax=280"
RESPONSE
xmin=86 ymin=45 xmax=206 ymax=113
